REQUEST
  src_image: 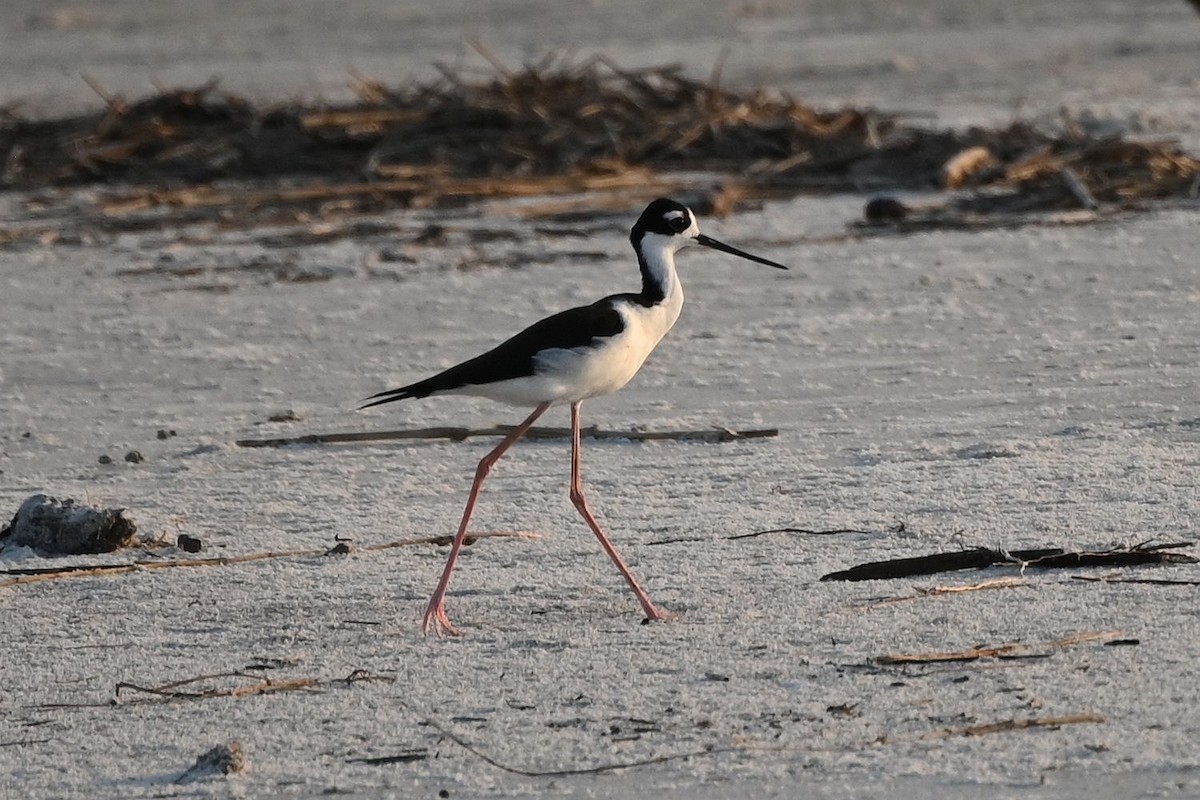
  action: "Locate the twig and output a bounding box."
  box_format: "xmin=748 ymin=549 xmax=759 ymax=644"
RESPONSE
xmin=877 ymin=631 xmax=1123 ymax=665
xmin=346 ymin=750 xmax=429 ymax=765
xmin=0 ymin=531 xmax=539 ymax=588
xmin=332 ymin=669 xmax=397 ymax=686
xmin=1124 ymin=539 xmax=1196 ymax=552
xmin=358 ymin=531 xmax=539 ymax=551
xmin=115 ymin=672 xmax=320 ymax=701
xmin=79 ymin=73 xmax=121 ymax=110
xmin=822 ymin=543 xmax=1197 ymax=582
xmin=420 ymin=715 xmax=736 ymax=777
xmin=916 ymin=713 xmax=1105 ymax=740
xmin=1071 ymin=575 xmax=1200 ymax=587
xmin=707 ymin=44 xmax=731 ymax=92
xmin=37 ymin=669 xmax=390 ymax=711
xmin=1060 ymin=166 xmax=1099 ymax=210
xmin=235 ymin=425 xmax=779 ymax=448
xmin=649 ymin=523 xmax=890 ymax=546
xmin=386 ymin=703 xmax=1106 ymax=777
xmin=466 ymin=37 xmax=514 ymax=80
xmin=727 ymin=526 xmax=872 ymax=541
xmin=854 ymin=577 xmax=1027 ymax=610
xmin=123 ymin=669 xmax=385 ymax=707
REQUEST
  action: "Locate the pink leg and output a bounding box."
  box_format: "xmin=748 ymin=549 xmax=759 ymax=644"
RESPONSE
xmin=423 ymin=402 xmax=550 ymax=637
xmin=568 ymin=401 xmax=670 ymax=622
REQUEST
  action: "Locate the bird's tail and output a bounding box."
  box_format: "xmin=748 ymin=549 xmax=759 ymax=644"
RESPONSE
xmin=358 ymin=374 xmax=450 ymax=410
xmin=358 ymin=387 xmax=414 ymax=410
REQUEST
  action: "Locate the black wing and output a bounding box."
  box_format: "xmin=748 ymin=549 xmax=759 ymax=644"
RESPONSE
xmin=360 ymin=298 xmax=625 ymax=409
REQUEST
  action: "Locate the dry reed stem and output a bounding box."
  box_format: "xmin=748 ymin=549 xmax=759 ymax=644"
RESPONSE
xmin=854 ymin=577 xmax=1027 ymax=610
xmin=878 ymin=630 xmax=1124 ymax=665
xmin=234 ymin=425 xmax=779 ymax=448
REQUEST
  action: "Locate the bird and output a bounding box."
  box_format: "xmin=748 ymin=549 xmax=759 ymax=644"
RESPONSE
xmin=361 ymin=198 xmax=788 ymax=636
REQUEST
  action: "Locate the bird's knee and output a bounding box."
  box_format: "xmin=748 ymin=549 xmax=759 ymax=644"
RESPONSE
xmin=569 ymin=486 xmax=586 ymax=507
xmin=474 ymin=459 xmax=493 ymax=481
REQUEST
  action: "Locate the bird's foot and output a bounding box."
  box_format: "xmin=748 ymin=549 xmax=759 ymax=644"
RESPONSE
xmin=422 ymin=601 xmax=462 ymax=638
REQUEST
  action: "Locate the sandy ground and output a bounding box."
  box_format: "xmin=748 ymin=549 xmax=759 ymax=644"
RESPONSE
xmin=3 ymin=2 xmax=1200 ymax=798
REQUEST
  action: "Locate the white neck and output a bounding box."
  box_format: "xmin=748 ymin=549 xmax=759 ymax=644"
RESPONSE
xmin=636 ymin=232 xmax=684 ymax=306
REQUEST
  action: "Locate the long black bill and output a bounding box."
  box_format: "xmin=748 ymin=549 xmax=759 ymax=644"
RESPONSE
xmin=695 ymin=234 xmax=788 ymax=270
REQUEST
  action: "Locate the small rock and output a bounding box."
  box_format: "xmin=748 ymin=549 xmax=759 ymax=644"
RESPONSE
xmin=124 ymin=450 xmax=144 ymax=463
xmin=864 ymin=196 xmax=909 ymax=222
xmin=826 ymin=702 xmax=860 ymax=717
xmin=954 ymin=443 xmax=1019 ymax=460
xmin=156 ymin=429 xmax=177 ymax=440
xmin=267 ymin=409 xmax=301 ymax=423
xmin=98 ymin=454 xmax=113 ymax=465
xmin=176 ymin=741 xmax=247 ymax=784
xmin=181 ymin=444 xmax=221 ymax=457
xmin=177 ymin=534 xmax=203 ymax=553
xmin=0 ymin=494 xmax=137 ymax=555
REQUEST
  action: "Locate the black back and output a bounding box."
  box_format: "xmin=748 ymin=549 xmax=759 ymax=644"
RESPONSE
xmin=360 ymin=298 xmax=625 ymax=407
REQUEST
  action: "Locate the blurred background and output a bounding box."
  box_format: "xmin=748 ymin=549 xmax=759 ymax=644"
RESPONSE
xmin=3 ymin=0 xmax=1198 ymax=140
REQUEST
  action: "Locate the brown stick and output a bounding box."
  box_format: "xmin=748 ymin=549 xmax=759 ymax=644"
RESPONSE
xmin=418 ymin=713 xmax=741 ymax=778
xmin=855 ymin=577 xmax=1027 ymax=610
xmin=299 ymin=109 xmax=429 ymax=130
xmin=110 ymin=668 xmax=392 ymax=705
xmin=727 ymin=526 xmax=872 ymax=541
xmin=398 ymin=707 xmax=1107 ymax=777
xmin=235 ymin=425 xmax=779 ymax=448
xmin=0 ymin=531 xmax=540 ymax=588
xmin=39 ymin=669 xmax=395 ymax=711
xmin=877 ymin=631 xmax=1123 ymax=665
xmin=117 ymin=675 xmax=319 ymax=701
xmin=918 ymin=713 xmax=1106 ymax=740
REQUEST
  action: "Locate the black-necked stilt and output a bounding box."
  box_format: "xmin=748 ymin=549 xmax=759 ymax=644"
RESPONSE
xmin=362 ymin=198 xmax=788 ymax=636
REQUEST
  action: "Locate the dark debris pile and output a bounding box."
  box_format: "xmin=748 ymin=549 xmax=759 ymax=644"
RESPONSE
xmin=2 ymin=79 xmax=372 ymax=187
xmin=1 ymin=55 xmax=1197 ymax=222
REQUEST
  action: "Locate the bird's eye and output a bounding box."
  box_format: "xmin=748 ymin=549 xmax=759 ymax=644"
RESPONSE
xmin=668 ymin=215 xmax=689 ymax=233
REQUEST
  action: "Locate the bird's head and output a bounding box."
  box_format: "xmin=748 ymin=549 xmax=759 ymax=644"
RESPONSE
xmin=630 ymin=198 xmax=788 ymax=270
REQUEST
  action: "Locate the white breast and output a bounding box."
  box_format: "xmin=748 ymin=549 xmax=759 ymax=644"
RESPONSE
xmin=458 ymin=234 xmax=687 ymax=408
xmin=544 ymin=294 xmax=684 ymax=399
